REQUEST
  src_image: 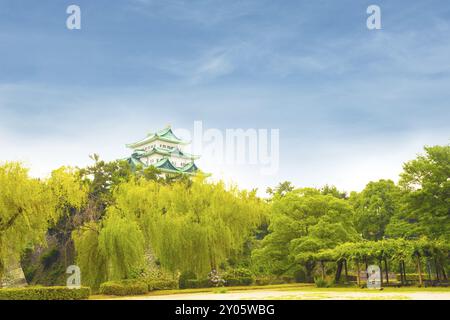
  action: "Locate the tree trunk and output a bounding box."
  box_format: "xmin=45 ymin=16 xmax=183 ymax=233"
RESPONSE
xmin=335 ymin=260 xmax=343 ymax=283
xmin=442 ymin=266 xmax=448 ymax=281
xmin=320 ymin=261 xmax=325 ymax=280
xmin=356 ymin=260 xmax=361 ymax=286
xmin=305 ymin=261 xmax=315 ymax=283
xmin=416 ymin=255 xmax=423 ymax=286
xmin=379 ymin=258 xmax=383 ymax=286
xmin=402 ymin=260 xmax=407 ymax=284
xmin=399 ymin=261 xmax=403 ymax=285
xmin=344 ymin=259 xmax=348 ymax=283
xmin=384 ymin=258 xmax=389 ymax=284
xmin=365 ymin=259 xmax=369 ymax=282
xmin=434 ymin=257 xmax=440 ymax=281
xmin=400 ymin=260 xmax=407 ymax=285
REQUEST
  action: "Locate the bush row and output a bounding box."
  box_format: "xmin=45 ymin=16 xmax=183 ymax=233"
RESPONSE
xmin=183 ymin=277 xmax=255 ymax=288
xmin=224 ymin=277 xmax=254 ymax=286
xmin=184 ymin=279 xmax=212 ymax=289
xmin=148 ymin=279 xmax=178 ymax=291
xmin=255 ymin=275 xmax=294 ymax=286
xmin=0 ymin=286 xmax=91 ymax=300
xmin=100 ymin=280 xmax=148 ymax=296
xmin=99 ymin=278 xmax=178 ymax=296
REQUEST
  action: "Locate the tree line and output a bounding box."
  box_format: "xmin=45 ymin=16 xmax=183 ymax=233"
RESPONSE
xmin=0 ymin=145 xmax=448 ymax=288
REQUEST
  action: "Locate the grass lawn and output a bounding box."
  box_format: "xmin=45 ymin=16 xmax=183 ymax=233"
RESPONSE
xmin=90 ymin=283 xmax=450 ymax=300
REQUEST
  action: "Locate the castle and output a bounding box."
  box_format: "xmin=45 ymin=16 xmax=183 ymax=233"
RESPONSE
xmin=125 ymin=126 xmax=202 ymax=175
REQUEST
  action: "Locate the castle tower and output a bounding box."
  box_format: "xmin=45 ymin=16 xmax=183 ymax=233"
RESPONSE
xmin=125 ymin=126 xmax=201 ymax=175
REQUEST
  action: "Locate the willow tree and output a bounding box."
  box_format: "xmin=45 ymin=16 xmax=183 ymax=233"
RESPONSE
xmin=0 ymin=163 xmax=52 ymax=280
xmin=108 ymin=176 xmax=267 ymax=277
xmin=0 ymin=163 xmax=86 ymax=281
xmin=73 ymin=209 xmax=146 ymax=288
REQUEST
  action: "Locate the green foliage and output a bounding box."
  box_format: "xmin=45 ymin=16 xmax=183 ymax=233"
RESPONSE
xmin=0 ymin=286 xmax=90 ymax=300
xmin=184 ymin=279 xmax=213 ymax=289
xmin=3 ymin=144 xmax=449 ymax=290
xmin=147 ymin=279 xmax=178 ymax=291
xmin=254 ymin=275 xmax=285 ymax=286
xmin=223 ymin=277 xmax=253 ymax=286
xmin=98 ymin=210 xmax=146 ymax=281
xmin=252 ymin=189 xmax=359 ymax=278
xmin=72 ymin=222 xmax=107 ymax=289
xmin=47 ymin=166 xmax=88 ymax=216
xmin=179 ymin=271 xmax=197 ymax=289
xmin=223 ymin=267 xmax=254 ymax=286
xmin=73 ymin=176 xmax=265 ymax=287
xmin=320 ymin=185 xmax=348 ymax=199
xmin=0 ymin=163 xmax=77 ymax=279
xmin=99 ymin=280 xmax=148 ymax=296
xmin=78 ymin=155 xmax=133 ymax=212
xmin=40 ymin=248 xmax=60 ymax=269
xmin=225 ymin=267 xmax=253 ymax=278
xmin=266 ymin=181 xmax=295 ymax=198
xmin=110 ymin=177 xmax=267 ymax=277
xmin=314 ymin=277 xmax=331 ymax=288
xmin=350 ymin=179 xmax=400 ymax=240
xmin=387 ymin=145 xmax=450 ymax=241
xmin=73 ymin=210 xmax=146 ymax=288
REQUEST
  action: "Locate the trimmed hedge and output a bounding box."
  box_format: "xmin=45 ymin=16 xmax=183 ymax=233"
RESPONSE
xmin=404 ymin=274 xmax=420 ymax=282
xmin=99 ymin=278 xmax=179 ymax=296
xmin=147 ymin=279 xmax=178 ymax=291
xmin=224 ymin=277 xmax=253 ymax=287
xmin=179 ymin=271 xmax=197 ymax=289
xmin=0 ymin=286 xmax=91 ymax=300
xmin=255 ymin=276 xmax=284 ymax=286
xmin=100 ymin=280 xmax=148 ymax=296
xmin=185 ymin=279 xmax=212 ymax=289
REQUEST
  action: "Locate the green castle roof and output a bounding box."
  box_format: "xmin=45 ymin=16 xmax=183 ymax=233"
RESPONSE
xmin=126 ymin=126 xmax=189 ymax=149
xmin=126 ymin=155 xmax=201 ymax=175
xmin=134 ymin=146 xmax=199 ymax=160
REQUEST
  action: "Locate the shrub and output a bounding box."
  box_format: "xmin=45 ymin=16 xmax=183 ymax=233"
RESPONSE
xmin=294 ymin=269 xmax=307 ymax=283
xmin=179 ymin=271 xmax=197 ymax=289
xmin=224 ymin=277 xmax=253 ymax=287
xmin=0 ymin=286 xmax=90 ymax=300
xmin=40 ymin=248 xmax=60 ymax=269
xmin=223 ymin=268 xmax=254 ymax=287
xmin=314 ymin=278 xmax=331 ymax=288
xmin=255 ymin=275 xmax=284 ymax=286
xmin=228 ymin=267 xmax=253 ymax=278
xmin=280 ymin=275 xmax=294 ymax=283
xmin=208 ymin=269 xmax=225 ymax=287
xmin=404 ymin=274 xmax=420 ymax=282
xmin=99 ymin=280 xmax=148 ymax=296
xmin=185 ymin=279 xmax=212 ymax=289
xmin=147 ymin=279 xmax=178 ymax=291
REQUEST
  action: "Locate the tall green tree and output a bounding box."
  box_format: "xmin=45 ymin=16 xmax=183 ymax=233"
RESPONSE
xmin=73 ymin=176 xmax=267 ymax=286
xmin=252 ymin=189 xmax=359 ymax=279
xmin=0 ymin=163 xmax=86 ymax=280
xmin=266 ymin=181 xmax=295 ymax=198
xmin=350 ymin=179 xmax=400 ymax=240
xmin=386 ymin=145 xmax=450 ymax=241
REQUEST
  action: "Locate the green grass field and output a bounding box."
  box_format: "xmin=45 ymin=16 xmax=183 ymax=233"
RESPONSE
xmin=91 ymin=283 xmax=450 ymax=300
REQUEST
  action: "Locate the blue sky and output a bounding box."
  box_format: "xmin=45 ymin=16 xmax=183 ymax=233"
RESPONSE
xmin=0 ymin=0 xmax=449 ymax=194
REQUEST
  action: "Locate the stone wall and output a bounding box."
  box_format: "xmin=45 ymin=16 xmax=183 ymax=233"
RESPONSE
xmin=0 ymin=261 xmax=28 ymax=288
